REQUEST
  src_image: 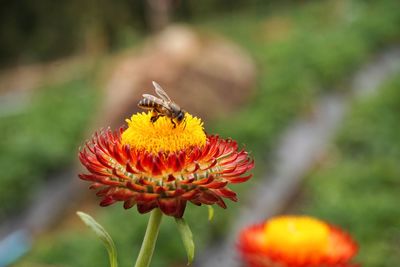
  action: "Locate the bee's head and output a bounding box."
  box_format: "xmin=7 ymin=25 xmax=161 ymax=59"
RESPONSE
xmin=177 ymin=110 xmax=185 ymax=123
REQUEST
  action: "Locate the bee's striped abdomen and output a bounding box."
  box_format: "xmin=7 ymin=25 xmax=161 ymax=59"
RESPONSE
xmin=138 ymin=98 xmax=157 ymax=109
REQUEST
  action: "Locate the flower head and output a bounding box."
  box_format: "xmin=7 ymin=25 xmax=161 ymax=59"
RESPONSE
xmin=238 ymin=215 xmax=358 ymax=267
xmin=79 ymin=111 xmax=253 ymax=218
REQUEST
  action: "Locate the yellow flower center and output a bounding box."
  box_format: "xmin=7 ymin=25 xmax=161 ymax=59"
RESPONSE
xmin=263 ymin=216 xmax=329 ymax=259
xmin=121 ymin=112 xmax=206 ymax=154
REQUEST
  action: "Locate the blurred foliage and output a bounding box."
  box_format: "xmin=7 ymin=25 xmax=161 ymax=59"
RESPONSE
xmin=7 ymin=0 xmax=400 ymax=266
xmin=0 ymin=0 xmax=146 ymax=65
xmin=0 ymin=77 xmax=97 ymax=219
xmin=203 ymin=0 xmax=400 ymax=161
xmin=298 ymin=74 xmax=400 ymax=266
xmin=0 ymin=0 xmax=294 ymax=67
xmin=19 ymin=206 xmax=211 ymax=267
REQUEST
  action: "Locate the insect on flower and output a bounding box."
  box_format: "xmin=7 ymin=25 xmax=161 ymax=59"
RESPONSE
xmin=138 ymin=81 xmax=185 ymax=128
xmin=78 ymin=82 xmax=254 ymax=218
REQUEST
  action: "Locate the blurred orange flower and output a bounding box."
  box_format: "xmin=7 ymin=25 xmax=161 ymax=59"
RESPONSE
xmin=238 ymin=215 xmax=358 ymax=267
xmin=79 ymin=112 xmax=254 ymax=218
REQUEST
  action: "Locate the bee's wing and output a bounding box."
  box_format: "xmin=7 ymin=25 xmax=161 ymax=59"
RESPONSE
xmin=142 ymin=94 xmax=172 ymax=112
xmin=152 ymin=81 xmax=171 ymax=102
xmin=142 ymin=94 xmax=165 ymax=106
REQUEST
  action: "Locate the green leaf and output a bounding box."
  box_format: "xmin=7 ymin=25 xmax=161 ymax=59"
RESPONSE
xmin=207 ymin=205 xmax=214 ymax=221
xmin=77 ymin=211 xmax=118 ymax=267
xmin=175 ymin=218 xmax=195 ymax=265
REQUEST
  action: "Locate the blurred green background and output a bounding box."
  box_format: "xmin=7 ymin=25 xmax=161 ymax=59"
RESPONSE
xmin=0 ymin=0 xmax=399 ymax=266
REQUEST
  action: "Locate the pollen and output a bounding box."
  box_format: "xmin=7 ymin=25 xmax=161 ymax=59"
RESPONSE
xmin=263 ymin=216 xmax=329 ymax=260
xmin=121 ymin=112 xmax=206 ymax=154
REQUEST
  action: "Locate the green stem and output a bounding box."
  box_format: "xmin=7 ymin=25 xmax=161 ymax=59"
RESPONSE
xmin=134 ymin=208 xmax=163 ymax=267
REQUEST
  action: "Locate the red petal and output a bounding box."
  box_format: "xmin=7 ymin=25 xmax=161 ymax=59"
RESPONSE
xmin=113 ymin=143 xmax=127 ymax=165
xmin=123 ymin=199 xmax=136 ymax=209
xmin=157 ymin=198 xmax=178 ymax=216
xmin=136 ymin=193 xmax=158 ymax=202
xmin=151 ymin=157 xmax=162 ymax=176
xmin=126 ymin=162 xmax=138 ymax=174
xmin=167 ymin=174 xmax=176 ymax=182
xmin=89 ymin=183 xmax=103 ymax=189
xmin=137 ymin=202 xmax=157 ymax=214
xmin=94 ymin=147 xmax=113 ymax=169
xmin=216 ymin=187 xmax=236 ymax=197
xmin=100 ymin=197 xmax=116 ymax=206
xmin=112 ymin=168 xmax=129 ymax=180
xmin=127 ymin=181 xmax=145 ymax=192
xmin=206 ymin=180 xmax=228 ymax=189
xmin=228 ymin=174 xmax=253 ymax=183
xmin=181 ymin=189 xmax=199 ymax=200
xmin=135 ymin=156 xmax=147 ymax=173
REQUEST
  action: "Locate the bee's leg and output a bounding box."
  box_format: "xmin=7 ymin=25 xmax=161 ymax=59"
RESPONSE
xmin=150 ymin=113 xmax=161 ymax=124
xmin=150 ymin=115 xmax=159 ymax=123
xmin=171 ymin=119 xmax=177 ymax=128
xmin=150 ymin=110 xmax=161 ymax=124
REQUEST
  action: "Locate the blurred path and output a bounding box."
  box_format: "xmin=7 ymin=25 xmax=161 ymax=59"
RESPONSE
xmin=0 ymin=56 xmax=95 ymax=118
xmin=0 ymin=55 xmax=95 ymax=94
xmin=195 ymin=47 xmax=400 ymax=267
xmin=0 ymin=55 xmax=95 ymax=266
xmin=0 ymin=170 xmax=85 ymax=267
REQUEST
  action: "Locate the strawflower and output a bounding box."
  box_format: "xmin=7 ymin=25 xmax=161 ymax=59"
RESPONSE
xmin=238 ymin=215 xmax=358 ymax=267
xmin=77 ymin=82 xmax=254 ymax=267
xmin=79 ymin=112 xmax=253 ymax=218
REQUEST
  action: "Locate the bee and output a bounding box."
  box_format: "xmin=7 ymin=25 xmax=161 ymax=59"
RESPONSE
xmin=138 ymin=81 xmax=185 ymax=128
